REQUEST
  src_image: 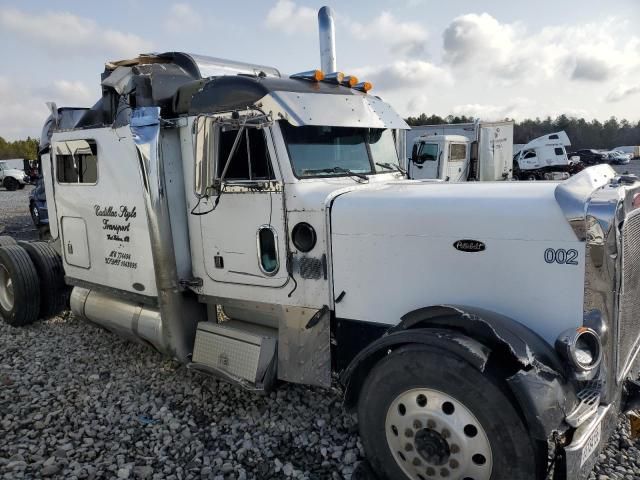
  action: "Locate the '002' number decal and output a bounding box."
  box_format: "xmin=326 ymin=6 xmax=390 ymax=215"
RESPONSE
xmin=544 ymin=248 xmax=579 ymax=265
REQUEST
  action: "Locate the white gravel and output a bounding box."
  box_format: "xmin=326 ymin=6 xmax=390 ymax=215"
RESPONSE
xmin=2 ymin=170 xmax=640 ymax=479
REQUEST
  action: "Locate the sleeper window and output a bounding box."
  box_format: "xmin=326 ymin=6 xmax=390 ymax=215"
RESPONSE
xmin=217 ymin=128 xmax=274 ymax=181
xmin=55 ymin=139 xmax=98 ymax=184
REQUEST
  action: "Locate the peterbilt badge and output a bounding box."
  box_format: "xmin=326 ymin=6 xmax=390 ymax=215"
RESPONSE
xmin=453 ymin=239 xmax=486 ymax=252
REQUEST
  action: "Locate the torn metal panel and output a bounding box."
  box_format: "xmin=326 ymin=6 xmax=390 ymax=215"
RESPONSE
xmin=507 ymin=368 xmax=576 ymax=440
xmin=399 ymin=304 xmax=567 ymax=375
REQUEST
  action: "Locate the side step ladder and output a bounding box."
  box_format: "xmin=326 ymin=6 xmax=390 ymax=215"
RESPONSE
xmin=188 ymin=320 xmax=278 ymax=391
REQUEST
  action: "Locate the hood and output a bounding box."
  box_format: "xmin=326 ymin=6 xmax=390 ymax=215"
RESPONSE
xmin=329 ymin=179 xmax=578 ymax=243
xmin=3 ymin=168 xmax=25 ymax=176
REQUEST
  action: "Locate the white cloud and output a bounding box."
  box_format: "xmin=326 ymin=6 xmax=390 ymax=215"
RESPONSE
xmin=0 ymin=7 xmax=152 ymax=59
xmin=165 ymin=3 xmax=203 ymax=33
xmin=349 ymin=12 xmax=428 ymax=57
xmin=441 ymin=13 xmax=638 ymax=85
xmin=353 ymin=60 xmax=451 ymax=91
xmin=265 ymin=0 xmax=315 ymax=35
xmin=443 ymin=13 xmax=517 ymax=66
xmin=0 ymin=77 xmax=97 ymax=141
xmin=606 ymin=84 xmax=640 ymax=103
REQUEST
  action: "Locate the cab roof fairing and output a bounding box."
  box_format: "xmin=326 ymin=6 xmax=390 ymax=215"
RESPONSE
xmin=259 ymin=91 xmax=410 ymax=130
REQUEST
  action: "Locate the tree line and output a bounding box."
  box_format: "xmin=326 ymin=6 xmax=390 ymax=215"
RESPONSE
xmin=2 ymin=114 xmax=640 ymax=159
xmin=406 ymin=114 xmax=640 ymax=150
xmin=0 ymin=137 xmax=39 ymax=161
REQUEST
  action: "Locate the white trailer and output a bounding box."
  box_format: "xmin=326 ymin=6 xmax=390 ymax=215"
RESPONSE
xmin=2 ymin=9 xmax=640 ymax=480
xmin=513 ymin=131 xmax=583 ymax=180
xmin=406 ymin=121 xmax=513 ymax=181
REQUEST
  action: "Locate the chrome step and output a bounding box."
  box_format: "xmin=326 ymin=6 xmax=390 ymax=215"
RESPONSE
xmin=190 ymin=320 xmax=277 ymax=390
xmin=565 ymin=387 xmax=600 ymax=428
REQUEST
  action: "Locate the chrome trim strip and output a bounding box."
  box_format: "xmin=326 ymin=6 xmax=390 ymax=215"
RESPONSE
xmin=554 ymin=164 xmax=616 ymax=240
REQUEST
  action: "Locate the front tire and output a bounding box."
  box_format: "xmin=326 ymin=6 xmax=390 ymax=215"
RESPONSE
xmin=30 ymin=202 xmax=41 ymax=226
xmin=3 ymin=177 xmax=18 ymax=191
xmin=357 ymin=344 xmax=538 ymax=480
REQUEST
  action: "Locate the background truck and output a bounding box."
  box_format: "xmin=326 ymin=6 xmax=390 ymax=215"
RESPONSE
xmin=614 ymin=145 xmax=640 ymax=159
xmin=0 ymin=160 xmax=29 ymax=190
xmin=2 ymin=7 xmax=640 ymax=480
xmin=406 ymin=120 xmax=513 ymax=181
xmin=513 ymin=131 xmax=583 ymax=180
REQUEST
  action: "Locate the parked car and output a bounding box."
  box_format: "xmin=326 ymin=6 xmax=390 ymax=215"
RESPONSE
xmin=28 ymin=176 xmax=48 ymax=227
xmin=571 ymin=149 xmax=608 ymax=165
xmin=605 ymin=150 xmax=632 ymax=165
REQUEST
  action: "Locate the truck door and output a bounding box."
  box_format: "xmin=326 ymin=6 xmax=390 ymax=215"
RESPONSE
xmin=446 ymin=142 xmax=468 ymax=182
xmin=410 ymin=142 xmax=440 ymax=179
xmin=196 ymin=122 xmax=288 ymax=288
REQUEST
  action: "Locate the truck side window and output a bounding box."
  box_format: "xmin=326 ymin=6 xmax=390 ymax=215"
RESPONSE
xmin=257 ymin=226 xmax=279 ymax=275
xmin=523 ymin=150 xmax=536 ymax=159
xmin=55 ymin=139 xmax=98 ymax=184
xmin=418 ymin=143 xmax=438 ymax=162
xmin=218 ymin=128 xmax=274 ymax=181
xmin=449 ymin=144 xmax=467 ymax=162
xmin=554 ymin=147 xmax=564 ymax=156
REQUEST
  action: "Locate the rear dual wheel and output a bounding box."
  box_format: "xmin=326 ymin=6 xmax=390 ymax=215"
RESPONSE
xmin=358 ymin=345 xmax=538 ymax=480
xmin=0 ymin=245 xmax=40 ymax=326
xmin=20 ymin=241 xmax=69 ymax=319
xmin=0 ymin=241 xmax=68 ymax=327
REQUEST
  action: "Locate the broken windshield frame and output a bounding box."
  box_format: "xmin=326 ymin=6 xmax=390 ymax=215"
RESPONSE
xmin=279 ymin=122 xmax=400 ymax=179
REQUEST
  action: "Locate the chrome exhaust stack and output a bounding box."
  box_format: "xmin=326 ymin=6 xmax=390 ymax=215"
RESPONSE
xmin=318 ymin=6 xmax=337 ymax=74
xmin=129 ymin=106 xmax=202 ymax=362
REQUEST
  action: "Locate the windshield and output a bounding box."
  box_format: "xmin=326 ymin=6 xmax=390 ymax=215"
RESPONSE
xmin=280 ymin=122 xmax=400 ymax=177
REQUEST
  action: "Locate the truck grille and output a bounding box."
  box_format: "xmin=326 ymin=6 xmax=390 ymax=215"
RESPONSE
xmin=618 ymin=209 xmax=640 ymax=376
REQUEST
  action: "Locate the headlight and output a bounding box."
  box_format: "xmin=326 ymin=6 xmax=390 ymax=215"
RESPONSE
xmin=555 ymin=327 xmax=602 ymax=372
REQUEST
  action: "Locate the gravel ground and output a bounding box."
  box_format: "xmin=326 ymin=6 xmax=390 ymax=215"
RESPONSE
xmin=0 ymin=185 xmax=38 ymax=241
xmin=2 ymin=166 xmax=640 ymax=480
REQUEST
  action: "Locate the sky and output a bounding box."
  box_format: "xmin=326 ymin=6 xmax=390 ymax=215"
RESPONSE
xmin=0 ymin=0 xmax=639 ymax=140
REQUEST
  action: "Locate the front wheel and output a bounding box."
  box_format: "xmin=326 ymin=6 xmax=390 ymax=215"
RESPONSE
xmin=3 ymin=177 xmax=18 ymax=191
xmin=357 ymin=344 xmax=539 ymax=480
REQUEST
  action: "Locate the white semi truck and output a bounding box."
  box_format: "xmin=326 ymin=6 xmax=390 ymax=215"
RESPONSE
xmin=406 ymin=121 xmax=513 ymax=181
xmin=2 ymin=9 xmax=640 ymax=480
xmin=513 ymin=131 xmax=583 ymax=180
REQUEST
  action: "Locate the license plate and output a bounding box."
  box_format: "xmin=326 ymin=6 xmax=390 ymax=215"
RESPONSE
xmin=580 ymin=421 xmax=602 ymax=467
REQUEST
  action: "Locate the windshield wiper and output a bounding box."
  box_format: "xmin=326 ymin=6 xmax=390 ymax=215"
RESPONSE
xmin=376 ymin=162 xmax=406 ymax=175
xmin=304 ymin=167 xmax=369 ymax=181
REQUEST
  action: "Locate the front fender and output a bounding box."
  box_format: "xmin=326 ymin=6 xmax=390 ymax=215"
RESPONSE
xmin=343 ymin=305 xmax=579 ymax=440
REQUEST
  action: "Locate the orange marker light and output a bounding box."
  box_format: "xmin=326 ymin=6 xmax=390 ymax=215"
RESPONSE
xmin=354 ymin=81 xmax=373 ymax=93
xmin=342 ymin=75 xmax=358 ymax=87
xmin=323 ymin=72 xmax=344 ymax=84
xmin=290 ymin=70 xmax=325 ymax=82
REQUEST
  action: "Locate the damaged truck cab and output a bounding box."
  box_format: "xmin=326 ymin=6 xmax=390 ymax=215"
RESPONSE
xmin=3 ymin=51 xmax=640 ymax=480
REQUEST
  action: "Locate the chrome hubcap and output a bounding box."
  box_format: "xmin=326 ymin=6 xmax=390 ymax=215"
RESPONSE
xmin=385 ymin=388 xmax=493 ymax=480
xmin=0 ymin=264 xmax=14 ymax=311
